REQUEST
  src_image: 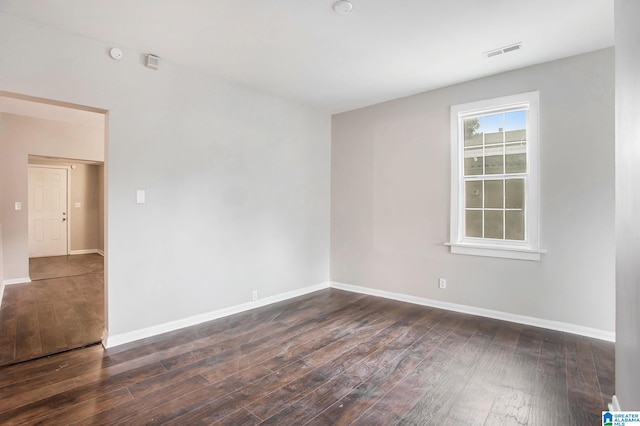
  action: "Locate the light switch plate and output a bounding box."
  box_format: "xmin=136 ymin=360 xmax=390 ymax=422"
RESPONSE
xmin=136 ymin=190 xmax=145 ymax=204
xmin=14 ymin=202 xmax=21 ymax=211
xmin=75 ymin=202 xmax=82 ymax=208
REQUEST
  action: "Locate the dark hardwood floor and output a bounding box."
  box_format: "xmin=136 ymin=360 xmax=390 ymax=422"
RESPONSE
xmin=0 ymin=288 xmax=613 ymax=425
xmin=29 ymin=253 xmax=104 ymax=281
xmin=0 ymin=254 xmax=104 ymax=366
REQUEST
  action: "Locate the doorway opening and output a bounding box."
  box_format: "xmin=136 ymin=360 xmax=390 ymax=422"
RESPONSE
xmin=0 ymin=93 xmax=107 ymax=366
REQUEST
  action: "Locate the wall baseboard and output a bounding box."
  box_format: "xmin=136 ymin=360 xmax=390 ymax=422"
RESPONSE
xmin=70 ymin=249 xmax=100 ymax=255
xmin=104 ymin=278 xmax=614 ymax=349
xmin=609 ymin=395 xmax=621 ymax=411
xmin=3 ymin=277 xmax=31 ymax=285
xmin=97 ymin=250 xmax=104 ymax=257
xmin=330 ymin=281 xmax=615 ymax=342
xmin=105 ymin=281 xmax=331 ymax=348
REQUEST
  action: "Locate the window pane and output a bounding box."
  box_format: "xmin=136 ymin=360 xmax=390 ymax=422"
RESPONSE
xmin=484 ymin=145 xmax=504 ymax=174
xmin=485 ymin=131 xmax=503 ymax=144
xmin=464 ymin=117 xmax=483 ymax=147
xmin=505 ymin=129 xmax=526 ymax=143
xmin=465 ymin=181 xmax=483 ymax=208
xmin=484 ymin=180 xmax=503 ymax=208
xmin=506 ymin=210 xmax=525 ymax=240
xmin=483 ymin=113 xmax=503 ymax=134
xmin=484 ymin=210 xmax=503 ymax=239
xmin=485 ymin=112 xmax=504 ymax=144
xmin=505 ymin=179 xmax=525 ymax=209
xmin=465 ymin=210 xmax=482 ymax=238
xmin=505 ymin=110 xmax=526 ymax=142
xmin=464 ymin=147 xmax=483 ymax=176
xmin=505 ymin=142 xmax=526 ymax=173
xmin=452 ymin=94 xmax=537 ymax=255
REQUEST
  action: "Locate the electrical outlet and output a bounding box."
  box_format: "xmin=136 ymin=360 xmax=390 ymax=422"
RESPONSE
xmin=439 ymin=278 xmax=446 ymax=289
xmin=252 ymin=290 xmax=258 ymax=301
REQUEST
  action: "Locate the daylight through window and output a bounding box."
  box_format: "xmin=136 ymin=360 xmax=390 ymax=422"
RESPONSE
xmin=463 ymin=109 xmax=527 ymax=240
xmin=449 ymin=92 xmax=542 ymax=261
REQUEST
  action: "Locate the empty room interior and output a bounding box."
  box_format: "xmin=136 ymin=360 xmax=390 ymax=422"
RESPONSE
xmin=0 ymin=0 xmax=638 ymax=424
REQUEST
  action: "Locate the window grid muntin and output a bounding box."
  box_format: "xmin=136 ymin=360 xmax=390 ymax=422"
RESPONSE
xmin=461 ymin=106 xmax=529 ymax=243
xmin=463 ymin=177 xmax=527 ymax=241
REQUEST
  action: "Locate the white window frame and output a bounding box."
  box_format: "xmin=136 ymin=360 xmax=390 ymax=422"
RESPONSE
xmin=447 ymin=91 xmax=544 ymax=261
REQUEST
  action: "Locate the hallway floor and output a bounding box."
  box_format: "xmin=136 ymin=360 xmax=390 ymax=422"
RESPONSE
xmin=0 ymin=254 xmax=104 ymax=366
xmin=29 ymin=253 xmax=104 ymax=281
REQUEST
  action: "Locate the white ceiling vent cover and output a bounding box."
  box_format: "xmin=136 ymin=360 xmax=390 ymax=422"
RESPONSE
xmin=485 ymin=43 xmax=522 ymax=58
xmin=145 ymin=54 xmax=160 ymax=70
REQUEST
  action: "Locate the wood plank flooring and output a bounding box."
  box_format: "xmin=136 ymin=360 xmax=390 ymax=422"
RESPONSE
xmin=0 ymin=289 xmax=613 ymax=425
xmin=0 ymin=254 xmax=104 ymax=366
xmin=29 ymin=253 xmax=104 ymax=281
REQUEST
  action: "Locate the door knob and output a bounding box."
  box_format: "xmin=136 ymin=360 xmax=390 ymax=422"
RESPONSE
xmin=62 ymin=218 xmax=67 ymax=222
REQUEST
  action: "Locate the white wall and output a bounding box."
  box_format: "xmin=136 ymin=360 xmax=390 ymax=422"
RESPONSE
xmin=0 ymin=13 xmax=331 ymax=340
xmin=0 ymin=113 xmax=104 ymax=280
xmin=615 ymin=0 xmax=640 ymax=410
xmin=331 ymin=48 xmax=615 ymax=335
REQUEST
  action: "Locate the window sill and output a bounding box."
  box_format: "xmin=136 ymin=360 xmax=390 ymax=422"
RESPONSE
xmin=444 ymin=242 xmax=546 ymax=261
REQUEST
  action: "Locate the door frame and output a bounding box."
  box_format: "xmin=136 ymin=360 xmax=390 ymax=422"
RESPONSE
xmin=1 ymin=90 xmax=109 ymax=351
xmin=27 ymin=164 xmax=71 ymax=257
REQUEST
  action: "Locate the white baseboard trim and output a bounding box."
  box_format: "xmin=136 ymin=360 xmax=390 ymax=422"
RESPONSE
xmin=609 ymin=395 xmax=621 ymax=411
xmin=105 ymin=281 xmax=331 ymax=348
xmin=330 ymin=281 xmax=615 ymax=342
xmin=97 ymin=250 xmax=104 ymax=257
xmin=0 ymin=283 xmax=4 ymax=306
xmin=70 ymin=249 xmax=100 ymax=255
xmin=3 ymin=277 xmax=31 ymax=285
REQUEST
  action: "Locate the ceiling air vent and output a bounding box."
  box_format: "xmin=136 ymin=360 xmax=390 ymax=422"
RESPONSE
xmin=145 ymin=54 xmax=160 ymax=70
xmin=485 ymin=42 xmax=522 ymax=58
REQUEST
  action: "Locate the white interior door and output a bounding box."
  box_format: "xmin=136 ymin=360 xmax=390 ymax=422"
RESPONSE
xmin=28 ymin=166 xmax=68 ymax=258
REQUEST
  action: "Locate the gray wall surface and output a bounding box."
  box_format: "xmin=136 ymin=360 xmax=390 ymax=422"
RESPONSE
xmin=98 ymin=164 xmax=104 ymax=253
xmin=69 ymin=164 xmax=100 ymax=252
xmin=0 ymin=222 xmax=4 ymax=299
xmin=331 ymin=48 xmax=615 ymax=334
xmin=0 ymin=12 xmax=331 ymax=339
xmin=615 ymin=0 xmax=640 ymax=410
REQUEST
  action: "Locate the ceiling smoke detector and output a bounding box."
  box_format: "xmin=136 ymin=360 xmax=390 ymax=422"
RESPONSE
xmin=485 ymin=42 xmax=523 ymax=58
xmin=109 ymin=47 xmax=123 ymax=60
xmin=333 ymin=0 xmax=353 ymax=15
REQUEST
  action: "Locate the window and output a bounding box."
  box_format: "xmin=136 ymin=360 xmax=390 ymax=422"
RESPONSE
xmin=448 ymin=91 xmax=543 ymax=261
